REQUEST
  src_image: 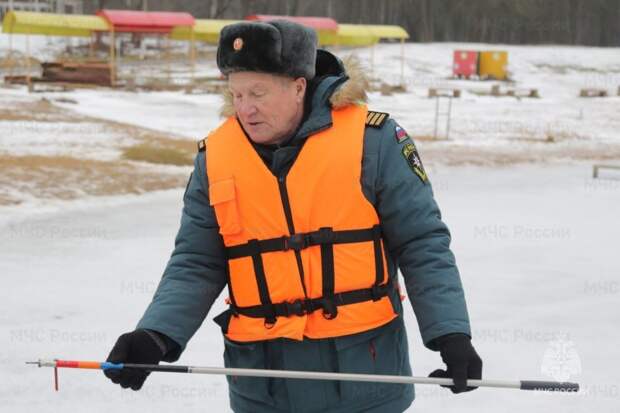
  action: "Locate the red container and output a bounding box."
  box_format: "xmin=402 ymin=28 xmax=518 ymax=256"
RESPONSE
xmin=453 ymin=50 xmax=478 ymax=78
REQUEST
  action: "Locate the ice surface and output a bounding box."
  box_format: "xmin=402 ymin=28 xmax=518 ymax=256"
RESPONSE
xmin=2 ymin=164 xmax=618 ymax=412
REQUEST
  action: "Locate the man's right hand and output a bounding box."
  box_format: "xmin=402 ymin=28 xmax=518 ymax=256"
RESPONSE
xmin=428 ymin=333 xmax=482 ymax=393
xmin=104 ymin=329 xmax=166 ymax=390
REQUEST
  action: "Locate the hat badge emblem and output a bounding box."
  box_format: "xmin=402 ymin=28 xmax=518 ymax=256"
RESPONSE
xmin=233 ymin=37 xmax=244 ymax=51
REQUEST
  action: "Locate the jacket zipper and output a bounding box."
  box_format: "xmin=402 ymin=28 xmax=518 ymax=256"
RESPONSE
xmin=277 ymin=174 xmax=308 ymax=298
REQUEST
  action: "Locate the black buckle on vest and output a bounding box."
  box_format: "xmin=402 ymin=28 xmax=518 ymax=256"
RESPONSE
xmin=264 ymin=305 xmax=277 ymax=328
xmin=372 ymin=224 xmax=382 ymax=239
xmin=371 ymin=284 xmax=383 ymax=301
xmin=283 ymin=233 xmax=309 ymax=251
xmin=321 ymin=297 xmax=338 ymax=320
xmin=284 ymin=299 xmax=309 ymax=317
xmin=230 ymin=305 xmax=240 ymax=317
xmin=314 ymin=227 xmax=334 ymax=244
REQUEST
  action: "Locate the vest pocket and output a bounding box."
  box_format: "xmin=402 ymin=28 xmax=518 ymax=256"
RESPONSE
xmin=333 ymin=319 xmax=405 ymax=402
xmin=223 ymin=336 xmax=275 ymax=405
xmin=209 ymin=178 xmax=242 ymax=235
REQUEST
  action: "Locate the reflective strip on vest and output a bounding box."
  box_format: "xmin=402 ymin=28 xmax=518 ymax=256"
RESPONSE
xmin=206 ymin=104 xmax=396 ymax=342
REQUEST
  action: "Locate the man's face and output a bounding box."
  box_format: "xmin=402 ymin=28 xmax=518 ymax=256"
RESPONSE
xmin=228 ymin=72 xmax=306 ymax=145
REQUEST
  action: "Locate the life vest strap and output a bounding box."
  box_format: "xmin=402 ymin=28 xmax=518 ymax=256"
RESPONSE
xmin=247 ymin=239 xmax=277 ymax=325
xmin=319 ymin=227 xmax=337 ymax=319
xmin=231 ymin=279 xmax=394 ymax=319
xmin=372 ymin=225 xmax=385 ymax=287
xmin=225 ymin=225 xmax=382 ymax=259
xmin=228 ymin=225 xmax=387 ymax=323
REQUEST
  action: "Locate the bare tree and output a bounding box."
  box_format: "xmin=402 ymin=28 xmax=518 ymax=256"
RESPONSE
xmin=83 ymin=0 xmax=620 ymax=46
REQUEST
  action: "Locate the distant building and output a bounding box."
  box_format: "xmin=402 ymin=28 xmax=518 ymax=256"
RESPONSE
xmin=0 ymin=0 xmax=84 ymax=17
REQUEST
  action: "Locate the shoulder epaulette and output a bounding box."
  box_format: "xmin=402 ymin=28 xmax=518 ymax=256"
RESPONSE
xmin=365 ymin=111 xmax=389 ymax=128
xmin=197 ymin=138 xmax=207 ymax=152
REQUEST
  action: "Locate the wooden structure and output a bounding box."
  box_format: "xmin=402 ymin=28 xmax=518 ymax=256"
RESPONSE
xmin=434 ymin=95 xmax=453 ymax=140
xmin=429 ymin=87 xmax=461 ymax=98
xmin=490 ymin=84 xmax=539 ymax=98
xmin=96 ymin=9 xmax=195 ymax=83
xmin=592 ymin=164 xmax=620 ymax=178
xmin=320 ymin=24 xmax=409 ymax=84
xmin=40 ymin=61 xmax=110 ymax=85
xmin=172 ymin=18 xmax=410 ymax=84
xmin=3 ymin=11 xmax=412 ymax=89
xmin=2 ymin=10 xmax=109 ymax=84
xmin=579 ymin=88 xmax=608 ymax=98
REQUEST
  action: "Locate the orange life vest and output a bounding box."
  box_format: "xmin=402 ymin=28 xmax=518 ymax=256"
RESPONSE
xmin=206 ymin=104 xmax=397 ymax=342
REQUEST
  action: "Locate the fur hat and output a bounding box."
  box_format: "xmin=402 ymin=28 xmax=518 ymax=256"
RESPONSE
xmin=217 ymin=20 xmax=317 ymax=79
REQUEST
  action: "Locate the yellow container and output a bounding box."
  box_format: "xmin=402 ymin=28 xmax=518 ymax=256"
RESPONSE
xmin=479 ymin=51 xmax=508 ymax=80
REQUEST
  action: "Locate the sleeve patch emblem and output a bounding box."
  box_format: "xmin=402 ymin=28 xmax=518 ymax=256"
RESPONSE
xmin=395 ymin=125 xmax=409 ymax=143
xmin=402 ymin=142 xmax=428 ymax=184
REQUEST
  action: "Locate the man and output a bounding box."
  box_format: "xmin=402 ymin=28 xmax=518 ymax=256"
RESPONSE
xmin=104 ymin=20 xmax=482 ymax=412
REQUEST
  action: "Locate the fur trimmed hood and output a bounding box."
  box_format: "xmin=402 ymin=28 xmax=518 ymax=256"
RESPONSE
xmin=219 ymin=50 xmax=369 ymax=118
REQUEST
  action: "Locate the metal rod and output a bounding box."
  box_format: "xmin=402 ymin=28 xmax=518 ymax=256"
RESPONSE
xmin=25 ymin=31 xmax=30 ymax=85
xmin=190 ymin=366 xmax=514 ymax=388
xmin=165 ymin=34 xmax=171 ymax=83
xmin=190 ymin=27 xmax=196 ymax=83
xmin=370 ymin=43 xmax=375 ymax=78
xmin=27 ymin=359 xmax=578 ymax=392
xmin=433 ymin=96 xmax=439 ymax=139
xmin=109 ymin=28 xmax=115 ymax=86
xmin=446 ymin=96 xmax=453 ymax=140
xmin=400 ymin=37 xmax=405 ymax=86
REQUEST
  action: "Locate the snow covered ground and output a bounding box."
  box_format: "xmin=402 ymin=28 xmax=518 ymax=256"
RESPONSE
xmin=1 ymin=36 xmax=619 ymax=411
xmin=2 ymin=38 xmax=620 ymax=147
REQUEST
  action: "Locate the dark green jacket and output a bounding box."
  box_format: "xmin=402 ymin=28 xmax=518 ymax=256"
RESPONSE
xmin=137 ymin=50 xmax=471 ymax=413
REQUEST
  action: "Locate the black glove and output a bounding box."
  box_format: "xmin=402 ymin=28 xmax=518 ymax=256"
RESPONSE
xmin=429 ymin=333 xmax=482 ymax=394
xmin=104 ymin=329 xmax=166 ymax=390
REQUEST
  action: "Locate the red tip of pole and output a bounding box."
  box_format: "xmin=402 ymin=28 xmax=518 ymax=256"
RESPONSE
xmin=56 ymin=360 xmax=79 ymax=368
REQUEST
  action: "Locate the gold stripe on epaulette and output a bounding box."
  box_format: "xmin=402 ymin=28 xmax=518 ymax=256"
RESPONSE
xmin=365 ymin=111 xmax=389 ymax=128
xmin=374 ymin=113 xmax=387 ymax=126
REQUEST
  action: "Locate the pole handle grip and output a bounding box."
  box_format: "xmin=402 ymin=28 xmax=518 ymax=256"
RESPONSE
xmin=520 ymin=380 xmax=579 ymax=392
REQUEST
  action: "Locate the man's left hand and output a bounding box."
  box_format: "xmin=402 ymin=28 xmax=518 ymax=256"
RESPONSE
xmin=429 ymin=333 xmax=482 ymax=393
